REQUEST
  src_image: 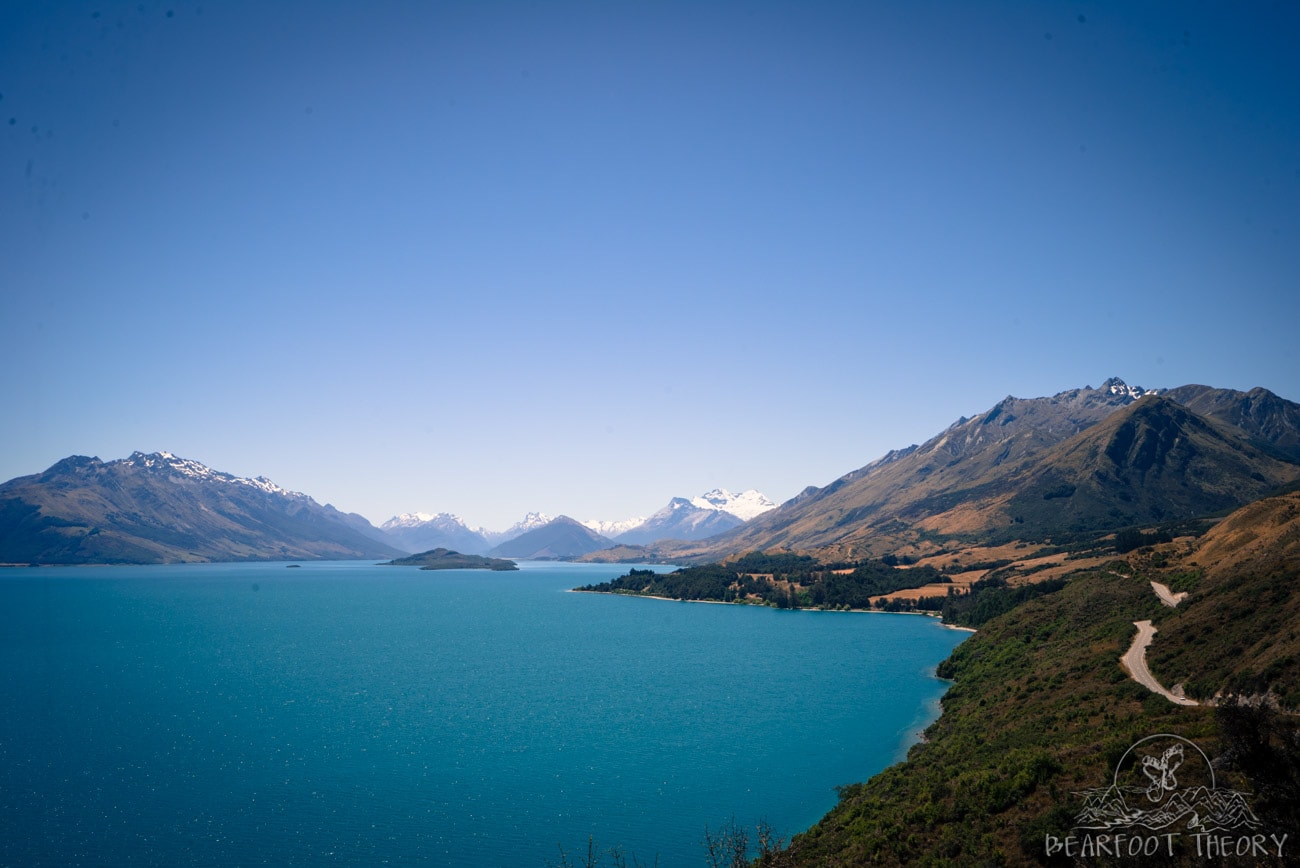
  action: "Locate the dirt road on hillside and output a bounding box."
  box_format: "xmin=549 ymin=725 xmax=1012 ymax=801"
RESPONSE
xmin=1149 ymin=581 xmax=1188 ymax=608
xmin=1120 ymin=620 xmax=1199 ymax=706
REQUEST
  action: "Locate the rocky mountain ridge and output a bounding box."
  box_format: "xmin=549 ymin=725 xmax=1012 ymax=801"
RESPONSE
xmin=0 ymin=452 xmax=402 ymax=564
xmin=614 ymin=379 xmax=1300 ymax=563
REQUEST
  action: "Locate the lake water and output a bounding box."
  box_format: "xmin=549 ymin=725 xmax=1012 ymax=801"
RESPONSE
xmin=0 ymin=560 xmax=966 ymax=866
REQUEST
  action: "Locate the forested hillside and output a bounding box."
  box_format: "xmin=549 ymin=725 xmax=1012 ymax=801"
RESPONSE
xmin=769 ymin=493 xmax=1300 ymax=866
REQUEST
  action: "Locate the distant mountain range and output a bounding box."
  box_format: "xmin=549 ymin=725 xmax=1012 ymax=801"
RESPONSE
xmin=483 ymin=512 xmax=555 ymax=547
xmin=378 ymin=510 xmax=615 ymax=556
xmin=609 ymin=497 xmax=741 ymax=546
xmin=590 ymin=488 xmax=776 ymax=546
xmin=377 ymin=489 xmax=778 ymax=555
xmin=380 ymin=512 xmax=491 ymax=555
xmin=615 ymin=378 xmax=1300 ymax=563
xmin=4 ymin=378 xmax=1295 ymax=567
xmin=0 ymin=452 xmax=403 ymax=564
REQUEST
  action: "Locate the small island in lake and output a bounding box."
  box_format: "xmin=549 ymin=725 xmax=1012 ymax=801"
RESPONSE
xmin=382 ymin=548 xmax=519 ymax=571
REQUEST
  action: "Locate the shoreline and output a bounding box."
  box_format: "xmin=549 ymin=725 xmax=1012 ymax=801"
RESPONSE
xmin=570 ymin=588 xmax=977 ymax=631
xmin=575 ymin=585 xmax=969 ymax=851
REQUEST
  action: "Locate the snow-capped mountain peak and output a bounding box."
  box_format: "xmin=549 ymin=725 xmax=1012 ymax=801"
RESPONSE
xmin=689 ymin=488 xmax=777 ymax=521
xmin=580 ymin=487 xmax=778 ymax=546
xmin=583 ymin=515 xmax=647 ymax=537
xmin=119 ymin=451 xmax=306 ymax=499
xmin=381 ymin=512 xmax=468 ymax=531
xmin=378 ymin=511 xmax=487 ymax=555
xmin=477 ymin=512 xmax=556 ymax=546
xmin=1100 ymin=377 xmax=1160 ymax=401
xmin=510 ymin=512 xmax=552 ymax=533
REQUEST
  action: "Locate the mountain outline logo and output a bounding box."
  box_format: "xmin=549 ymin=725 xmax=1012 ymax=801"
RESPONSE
xmin=1073 ymin=734 xmax=1260 ymax=834
xmin=1046 ymin=733 xmax=1290 ymax=860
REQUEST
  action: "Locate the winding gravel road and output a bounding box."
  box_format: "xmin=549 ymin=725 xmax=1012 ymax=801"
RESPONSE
xmin=1120 ymin=619 xmax=1199 ymax=706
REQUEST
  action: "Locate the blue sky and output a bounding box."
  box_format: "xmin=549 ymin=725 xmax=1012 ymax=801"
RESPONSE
xmin=3 ymin=1 xmax=1297 ymax=531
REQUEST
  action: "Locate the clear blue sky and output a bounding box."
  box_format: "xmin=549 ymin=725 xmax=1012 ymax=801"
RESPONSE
xmin=3 ymin=1 xmax=1297 ymax=531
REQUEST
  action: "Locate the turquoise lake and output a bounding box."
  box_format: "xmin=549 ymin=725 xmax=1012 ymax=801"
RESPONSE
xmin=0 ymin=560 xmax=966 ymax=866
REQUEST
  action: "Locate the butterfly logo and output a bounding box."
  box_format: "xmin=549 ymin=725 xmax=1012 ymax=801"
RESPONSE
xmin=1140 ymin=743 xmax=1184 ymax=802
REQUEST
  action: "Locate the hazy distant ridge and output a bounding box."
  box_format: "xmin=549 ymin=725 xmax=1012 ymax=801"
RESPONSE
xmin=379 ymin=489 xmax=777 ymax=554
xmin=487 ymin=516 xmax=614 ymax=560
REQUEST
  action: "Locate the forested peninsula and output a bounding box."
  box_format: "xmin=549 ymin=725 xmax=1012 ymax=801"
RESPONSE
xmin=574 ymin=549 xmax=1067 ymax=628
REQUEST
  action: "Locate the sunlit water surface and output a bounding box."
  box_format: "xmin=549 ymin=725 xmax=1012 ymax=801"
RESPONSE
xmin=0 ymin=560 xmax=966 ymax=866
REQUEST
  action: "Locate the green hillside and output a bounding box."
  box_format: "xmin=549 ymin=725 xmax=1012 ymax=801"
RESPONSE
xmin=769 ymin=493 xmax=1300 ymax=866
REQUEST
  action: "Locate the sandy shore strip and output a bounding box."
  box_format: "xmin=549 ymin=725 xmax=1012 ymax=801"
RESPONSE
xmin=1120 ymin=620 xmax=1198 ymax=706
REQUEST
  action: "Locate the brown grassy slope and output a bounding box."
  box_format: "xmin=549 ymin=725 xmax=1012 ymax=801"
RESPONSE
xmin=1146 ymin=489 xmax=1300 ymax=708
xmin=1191 ymin=488 xmax=1300 ymax=574
xmin=640 ymin=386 xmax=1157 ymax=562
xmin=651 ymin=396 xmax=1300 ymax=565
